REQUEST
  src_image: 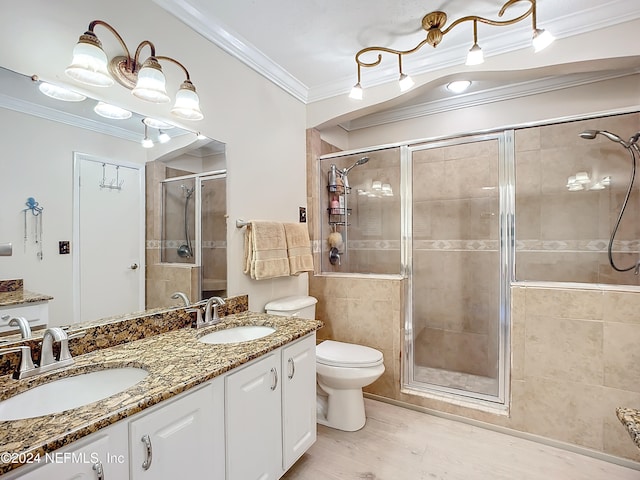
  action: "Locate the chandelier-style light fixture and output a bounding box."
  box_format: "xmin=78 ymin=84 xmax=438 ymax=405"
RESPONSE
xmin=349 ymin=0 xmax=554 ymax=100
xmin=65 ymin=20 xmax=203 ymax=120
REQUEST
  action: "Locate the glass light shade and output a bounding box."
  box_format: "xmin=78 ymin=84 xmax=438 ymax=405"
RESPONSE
xmin=372 ymin=181 xmax=382 ymax=190
xmin=141 ymin=137 xmax=154 ymax=148
xmin=132 ymin=58 xmax=170 ymax=103
xmin=465 ymin=43 xmax=484 ymax=66
xmin=399 ymin=73 xmax=414 ymax=92
xmin=447 ymin=80 xmax=472 ymax=93
xmin=65 ymin=37 xmax=113 ymax=87
xmin=38 ymin=82 xmax=86 ymax=102
xmin=532 ymin=28 xmax=555 ymax=52
xmin=94 ymin=101 xmax=132 ymax=120
xmin=143 ymin=118 xmax=174 ymax=129
xmin=349 ymin=83 xmax=363 ymax=100
xmin=171 ymin=82 xmax=204 ymax=120
xmin=158 ymin=130 xmax=171 ymax=144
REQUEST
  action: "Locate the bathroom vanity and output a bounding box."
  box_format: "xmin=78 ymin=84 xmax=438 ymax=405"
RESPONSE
xmin=0 ymin=307 xmax=322 ymax=479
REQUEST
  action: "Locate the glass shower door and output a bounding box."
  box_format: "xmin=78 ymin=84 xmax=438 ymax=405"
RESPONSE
xmin=406 ymin=133 xmax=512 ymax=404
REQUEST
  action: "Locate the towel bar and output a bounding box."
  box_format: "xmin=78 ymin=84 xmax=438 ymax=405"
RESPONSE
xmin=236 ymin=219 xmax=250 ymax=228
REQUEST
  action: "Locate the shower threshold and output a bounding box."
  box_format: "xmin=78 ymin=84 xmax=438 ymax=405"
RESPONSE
xmin=413 ymin=365 xmax=498 ymax=397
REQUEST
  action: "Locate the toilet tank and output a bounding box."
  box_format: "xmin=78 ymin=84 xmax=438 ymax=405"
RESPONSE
xmin=265 ymin=295 xmax=317 ymax=319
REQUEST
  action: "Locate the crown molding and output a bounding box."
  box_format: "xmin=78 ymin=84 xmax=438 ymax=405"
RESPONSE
xmin=338 ymin=68 xmax=640 ymax=132
xmin=152 ymin=0 xmax=309 ymax=103
xmin=153 ymin=0 xmax=640 ymax=104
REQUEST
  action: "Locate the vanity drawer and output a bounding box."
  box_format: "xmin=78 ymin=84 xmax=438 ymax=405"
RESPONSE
xmin=0 ymin=302 xmax=48 ymax=335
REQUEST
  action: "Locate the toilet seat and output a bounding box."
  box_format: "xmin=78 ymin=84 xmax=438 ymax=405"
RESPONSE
xmin=316 ymin=340 xmax=383 ymax=368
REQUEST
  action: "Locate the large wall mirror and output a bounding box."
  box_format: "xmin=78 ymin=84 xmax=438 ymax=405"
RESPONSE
xmin=0 ymin=66 xmax=226 ymax=328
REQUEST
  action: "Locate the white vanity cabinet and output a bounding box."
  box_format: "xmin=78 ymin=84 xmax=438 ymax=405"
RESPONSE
xmin=3 ymin=421 xmax=129 ymax=480
xmin=225 ymin=333 xmax=317 ymax=480
xmin=226 ymin=351 xmax=283 ymax=480
xmin=281 ymin=334 xmax=316 ymax=471
xmin=129 ymin=376 xmax=225 ymax=480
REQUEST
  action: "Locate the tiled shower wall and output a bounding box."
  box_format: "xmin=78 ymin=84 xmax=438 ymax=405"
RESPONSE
xmin=307 ymin=127 xmax=640 ymax=462
xmin=516 ymin=112 xmax=640 ymax=285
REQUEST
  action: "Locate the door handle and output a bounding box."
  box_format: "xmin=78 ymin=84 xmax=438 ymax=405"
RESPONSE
xmin=92 ymin=461 xmax=104 ymax=480
xmin=270 ymin=367 xmax=278 ymax=391
xmin=130 ymin=263 xmax=139 ymax=270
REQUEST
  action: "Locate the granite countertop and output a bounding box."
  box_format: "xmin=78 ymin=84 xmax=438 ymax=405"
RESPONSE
xmin=0 ymin=290 xmax=53 ymax=308
xmin=0 ymin=311 xmax=323 ymax=475
xmin=616 ymin=407 xmax=640 ymax=449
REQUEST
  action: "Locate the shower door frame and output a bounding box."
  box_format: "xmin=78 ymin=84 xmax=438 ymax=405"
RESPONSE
xmin=402 ymin=131 xmax=515 ymax=409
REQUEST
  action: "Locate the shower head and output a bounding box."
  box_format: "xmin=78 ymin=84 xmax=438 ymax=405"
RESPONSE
xmin=342 ymin=156 xmax=370 ymax=176
xmin=579 ymin=130 xmax=629 ymax=147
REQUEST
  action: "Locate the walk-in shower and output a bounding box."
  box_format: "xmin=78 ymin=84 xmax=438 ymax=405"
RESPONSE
xmin=161 ymin=172 xmax=227 ymax=299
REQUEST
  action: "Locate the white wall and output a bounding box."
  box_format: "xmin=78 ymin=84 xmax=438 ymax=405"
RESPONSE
xmin=0 ymin=108 xmax=145 ymax=324
xmin=0 ymin=0 xmax=308 ymax=314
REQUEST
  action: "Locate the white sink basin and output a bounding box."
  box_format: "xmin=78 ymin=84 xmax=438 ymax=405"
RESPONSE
xmin=199 ymin=325 xmax=276 ymax=345
xmin=0 ymin=367 xmax=148 ymax=421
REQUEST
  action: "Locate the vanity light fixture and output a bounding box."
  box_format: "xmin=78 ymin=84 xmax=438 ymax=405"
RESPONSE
xmin=65 ymin=20 xmax=204 ymax=120
xmin=350 ymin=0 xmax=554 ymax=99
xmin=35 ymin=77 xmax=86 ymax=102
xmin=94 ymin=101 xmax=132 ymax=120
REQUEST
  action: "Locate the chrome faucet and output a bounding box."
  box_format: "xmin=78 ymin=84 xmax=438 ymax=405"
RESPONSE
xmin=171 ymin=291 xmax=191 ymax=306
xmin=1 ymin=315 xmax=32 ymax=339
xmin=0 ymin=345 xmax=36 ymax=379
xmin=41 ymin=327 xmax=73 ymax=368
xmin=202 ymin=296 xmax=226 ymax=327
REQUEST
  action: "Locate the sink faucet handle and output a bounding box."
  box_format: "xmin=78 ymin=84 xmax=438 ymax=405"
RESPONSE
xmin=0 ymin=345 xmax=36 ymax=379
xmin=186 ymin=308 xmax=204 ymax=328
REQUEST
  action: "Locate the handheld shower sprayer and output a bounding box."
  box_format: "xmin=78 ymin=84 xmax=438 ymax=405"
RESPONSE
xmin=580 ymin=128 xmax=640 ymax=273
xmin=340 ymin=157 xmax=369 ymax=190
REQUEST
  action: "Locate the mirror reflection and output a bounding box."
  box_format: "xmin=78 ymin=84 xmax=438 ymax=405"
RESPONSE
xmin=0 ymin=66 xmax=227 ymax=332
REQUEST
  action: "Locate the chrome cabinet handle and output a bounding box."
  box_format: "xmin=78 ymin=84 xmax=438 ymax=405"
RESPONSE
xmin=287 ymin=357 xmax=295 ymax=380
xmin=92 ymin=461 xmax=104 ymax=480
xmin=270 ymin=367 xmax=278 ymax=391
xmin=130 ymin=263 xmax=139 ymax=270
xmin=141 ymin=434 xmax=153 ymax=470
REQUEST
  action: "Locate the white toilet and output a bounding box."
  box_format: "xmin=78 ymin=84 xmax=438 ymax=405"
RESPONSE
xmin=265 ymin=295 xmax=385 ymax=432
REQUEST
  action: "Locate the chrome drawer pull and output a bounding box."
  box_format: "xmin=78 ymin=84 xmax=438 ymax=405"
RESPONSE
xmin=287 ymin=357 xmax=295 ymax=379
xmin=270 ymin=367 xmax=278 ymax=390
xmin=92 ymin=461 xmax=104 ymax=480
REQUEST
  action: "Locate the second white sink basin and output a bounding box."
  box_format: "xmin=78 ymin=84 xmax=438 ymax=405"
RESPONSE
xmin=0 ymin=367 xmax=149 ymax=421
xmin=199 ymin=325 xmax=276 ymax=345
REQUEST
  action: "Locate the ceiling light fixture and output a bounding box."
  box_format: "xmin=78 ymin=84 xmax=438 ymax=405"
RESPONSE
xmin=65 ymin=20 xmax=203 ymax=120
xmin=446 ymin=80 xmax=472 ymax=93
xmin=141 ymin=121 xmax=154 ymax=148
xmin=350 ymin=0 xmax=554 ymax=99
xmin=158 ymin=130 xmax=171 ymax=144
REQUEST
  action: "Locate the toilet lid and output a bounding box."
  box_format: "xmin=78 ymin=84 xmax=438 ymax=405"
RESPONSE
xmin=316 ymin=340 xmax=383 ymax=368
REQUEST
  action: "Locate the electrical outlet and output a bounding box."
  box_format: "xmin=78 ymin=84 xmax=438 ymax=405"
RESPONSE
xmin=59 ymin=241 xmax=70 ymax=254
xmin=299 ymin=207 xmax=307 ymax=223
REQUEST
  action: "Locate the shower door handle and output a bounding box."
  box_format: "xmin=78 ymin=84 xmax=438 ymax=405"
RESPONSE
xmin=130 ymin=263 xmax=139 ymax=270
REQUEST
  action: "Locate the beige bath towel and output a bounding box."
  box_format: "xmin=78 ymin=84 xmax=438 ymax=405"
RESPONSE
xmin=283 ymin=223 xmax=314 ymax=275
xmin=243 ymin=221 xmax=290 ymax=280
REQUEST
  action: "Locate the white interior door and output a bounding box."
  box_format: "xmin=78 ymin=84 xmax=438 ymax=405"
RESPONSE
xmin=73 ymin=153 xmax=144 ymax=323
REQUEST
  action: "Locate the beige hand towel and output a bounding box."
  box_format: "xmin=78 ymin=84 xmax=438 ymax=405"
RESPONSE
xmin=283 ymin=223 xmax=314 ymax=275
xmin=243 ymin=221 xmax=290 ymax=280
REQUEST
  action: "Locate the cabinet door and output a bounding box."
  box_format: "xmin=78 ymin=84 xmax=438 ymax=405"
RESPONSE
xmin=226 ymin=352 xmax=282 ymax=480
xmin=129 ymin=380 xmax=223 ymax=480
xmin=7 ymin=421 xmax=128 ymax=480
xmin=282 ymin=333 xmax=317 ymax=471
